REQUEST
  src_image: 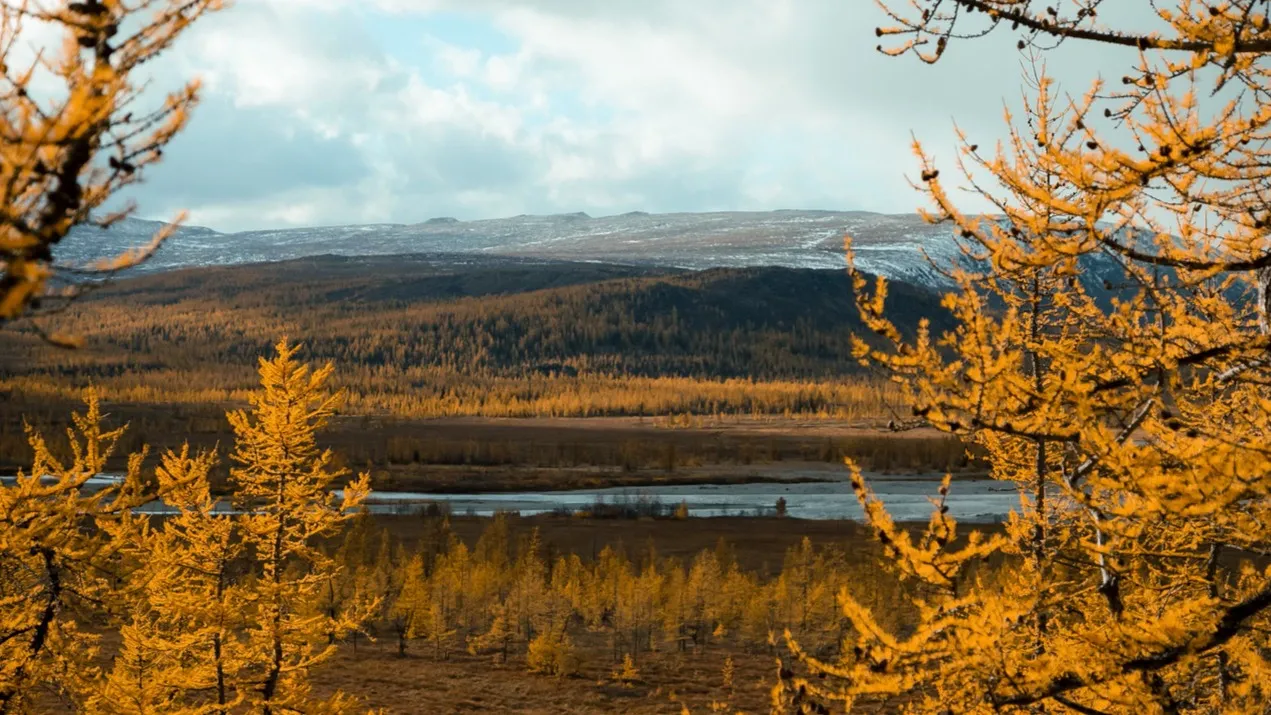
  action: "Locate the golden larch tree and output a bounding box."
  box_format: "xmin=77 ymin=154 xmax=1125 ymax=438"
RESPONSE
xmin=0 ymin=390 xmax=152 ymax=712
xmin=776 ymin=2 xmax=1271 ymax=712
xmin=391 ymin=553 xmax=432 ymax=657
xmin=98 ymin=445 xmax=249 ymax=713
xmin=89 ymin=617 xmax=178 ymax=715
xmin=0 ymin=0 xmax=223 ymax=330
xmin=227 ymin=339 xmax=373 ymax=714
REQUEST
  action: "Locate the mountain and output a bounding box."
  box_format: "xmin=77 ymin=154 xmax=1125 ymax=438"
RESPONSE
xmin=0 ymin=255 xmax=951 ymax=383
xmin=94 ymin=252 xmax=674 ymax=306
xmin=53 ymin=210 xmax=969 ymax=287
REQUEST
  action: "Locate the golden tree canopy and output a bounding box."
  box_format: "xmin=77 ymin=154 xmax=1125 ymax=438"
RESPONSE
xmin=0 ymin=0 xmax=223 ymax=334
xmin=776 ymin=2 xmax=1271 ymax=712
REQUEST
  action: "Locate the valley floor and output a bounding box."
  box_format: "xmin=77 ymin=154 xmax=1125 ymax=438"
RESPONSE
xmin=321 ymin=514 xmax=939 ymax=712
xmin=1 ymin=405 xmax=978 ymax=495
xmin=322 ymin=514 xmax=911 ymax=712
xmin=313 ymin=635 xmax=778 ymax=714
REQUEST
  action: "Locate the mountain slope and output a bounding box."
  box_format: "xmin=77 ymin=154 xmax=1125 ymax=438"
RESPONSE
xmin=53 ymin=210 xmax=970 ymax=286
xmin=0 ymin=254 xmax=950 ymax=383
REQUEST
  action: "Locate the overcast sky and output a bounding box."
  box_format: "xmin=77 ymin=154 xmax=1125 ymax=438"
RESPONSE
xmin=85 ymin=0 xmax=1145 ymax=232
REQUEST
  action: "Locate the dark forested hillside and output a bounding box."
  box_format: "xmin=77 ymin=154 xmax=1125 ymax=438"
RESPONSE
xmin=0 ymin=254 xmax=949 ymax=420
xmin=2 ymin=253 xmax=949 ymax=381
xmin=94 ymin=253 xmax=671 ymax=308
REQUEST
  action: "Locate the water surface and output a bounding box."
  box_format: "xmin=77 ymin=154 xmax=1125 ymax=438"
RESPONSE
xmin=349 ymin=476 xmax=1019 ymax=522
xmin=4 ymin=474 xmax=1021 ymax=522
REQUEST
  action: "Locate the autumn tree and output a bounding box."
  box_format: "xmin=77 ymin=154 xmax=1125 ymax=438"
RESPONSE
xmin=777 ymin=2 xmax=1271 ymax=712
xmin=390 ymin=553 xmax=429 ymax=657
xmin=0 ymin=391 xmax=153 ymax=712
xmin=97 ymin=445 xmax=248 ymax=714
xmin=90 ymin=617 xmax=179 ymax=715
xmin=416 ymin=534 xmax=464 ymax=659
xmin=228 ymin=339 xmax=373 ymax=714
xmin=0 ymin=0 xmax=223 ymax=330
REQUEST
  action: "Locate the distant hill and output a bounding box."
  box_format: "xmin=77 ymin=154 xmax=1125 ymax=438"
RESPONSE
xmin=97 ymin=253 xmax=673 ymax=308
xmin=53 ymin=209 xmax=1158 ymax=312
xmin=0 ymin=253 xmax=950 ymax=382
xmin=52 ymin=209 xmax=974 ymax=287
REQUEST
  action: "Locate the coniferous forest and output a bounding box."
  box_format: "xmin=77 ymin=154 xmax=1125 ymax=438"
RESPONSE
xmin=0 ymin=256 xmax=948 ymax=413
xmin=5 ymin=1 xmax=1271 ymax=714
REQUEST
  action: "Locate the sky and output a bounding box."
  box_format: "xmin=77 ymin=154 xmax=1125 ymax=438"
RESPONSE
xmin=54 ymin=0 xmax=1149 ymax=233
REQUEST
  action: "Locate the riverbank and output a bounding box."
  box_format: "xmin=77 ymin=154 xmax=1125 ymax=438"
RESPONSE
xmin=1 ymin=409 xmax=982 ymax=494
xmin=368 ymin=512 xmax=980 ymax=575
xmin=363 ymin=458 xmax=988 ymax=495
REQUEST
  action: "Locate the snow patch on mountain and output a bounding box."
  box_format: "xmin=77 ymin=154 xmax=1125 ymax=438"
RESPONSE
xmin=52 ymin=210 xmax=992 ymax=288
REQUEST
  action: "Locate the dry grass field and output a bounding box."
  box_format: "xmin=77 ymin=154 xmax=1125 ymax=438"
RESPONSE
xmin=0 ymin=402 xmax=979 ymax=495
xmin=312 ymin=635 xmax=778 ymax=714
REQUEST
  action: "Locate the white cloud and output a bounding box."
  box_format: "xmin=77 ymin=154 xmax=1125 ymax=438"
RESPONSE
xmin=94 ymin=0 xmax=1150 ymax=232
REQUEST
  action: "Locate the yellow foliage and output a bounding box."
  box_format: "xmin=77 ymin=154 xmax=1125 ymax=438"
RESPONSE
xmin=227 ymin=339 xmax=373 ymax=713
xmin=0 ymin=366 xmax=905 ymax=422
xmin=90 ymin=617 xmax=180 ymax=715
xmin=88 ymin=340 xmax=377 ymax=713
xmin=0 ymin=341 xmax=387 ymax=712
xmin=98 ymin=445 xmax=250 ymax=714
xmin=777 ymin=3 xmax=1271 ymax=712
xmin=526 ymin=630 xmax=579 ymax=677
xmin=674 ymin=500 xmax=690 ymax=519
xmin=612 ymin=653 xmax=640 ymax=685
xmin=392 ymin=554 xmax=432 ymax=656
xmin=0 ymin=390 xmax=152 ymax=710
xmin=0 ymin=0 xmax=222 ymax=324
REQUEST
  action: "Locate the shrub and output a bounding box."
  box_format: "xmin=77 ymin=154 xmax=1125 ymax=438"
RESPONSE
xmin=526 ymin=631 xmax=579 ymax=677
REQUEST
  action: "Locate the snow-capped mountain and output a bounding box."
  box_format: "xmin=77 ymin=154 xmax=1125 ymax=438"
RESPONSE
xmin=53 ymin=210 xmax=974 ymax=287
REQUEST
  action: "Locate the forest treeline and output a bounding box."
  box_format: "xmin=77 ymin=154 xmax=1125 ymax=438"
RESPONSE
xmin=0 ymin=255 xmax=943 ymax=420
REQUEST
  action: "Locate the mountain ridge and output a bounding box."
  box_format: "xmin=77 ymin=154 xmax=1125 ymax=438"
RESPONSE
xmin=53 ymin=209 xmax=972 ymax=287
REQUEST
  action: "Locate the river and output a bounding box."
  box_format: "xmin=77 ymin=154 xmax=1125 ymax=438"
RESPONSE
xmin=3 ymin=474 xmax=1021 ymax=522
xmin=347 ymin=476 xmax=1019 ymax=522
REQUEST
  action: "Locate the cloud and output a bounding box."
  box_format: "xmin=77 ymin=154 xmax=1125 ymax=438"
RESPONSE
xmin=139 ymin=97 xmax=373 ymax=206
xmin=97 ymin=0 xmax=1151 ymax=232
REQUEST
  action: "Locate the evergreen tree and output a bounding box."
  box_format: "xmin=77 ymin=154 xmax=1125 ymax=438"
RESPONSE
xmin=0 ymin=391 xmax=152 ymax=711
xmin=777 ymin=3 xmax=1271 ymax=711
xmin=227 ymin=339 xmax=373 ymax=714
